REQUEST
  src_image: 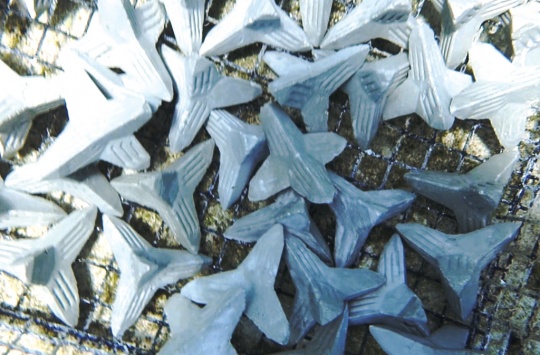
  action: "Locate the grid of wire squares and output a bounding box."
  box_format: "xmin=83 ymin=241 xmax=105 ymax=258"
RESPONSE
xmin=0 ymin=0 xmax=539 ymax=353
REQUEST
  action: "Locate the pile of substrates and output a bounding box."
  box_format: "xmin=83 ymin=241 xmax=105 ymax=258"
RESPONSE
xmin=0 ymin=0 xmax=539 ymax=354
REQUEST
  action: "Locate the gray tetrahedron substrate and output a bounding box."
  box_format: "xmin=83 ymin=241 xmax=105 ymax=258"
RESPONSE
xmin=159 ymin=289 xmax=245 ymax=355
xmin=329 ymin=172 xmax=415 ymax=267
xmin=182 ymin=224 xmax=290 ymax=345
xmin=0 ymin=207 xmax=97 ymax=326
xmin=285 ymin=235 xmax=384 ymax=344
xmin=349 ymin=235 xmax=428 ymax=336
xmin=103 ymin=215 xmax=210 ymax=338
xmin=396 ymin=222 xmax=521 ymax=320
xmin=111 ymin=140 xmax=214 ymax=254
xmin=405 ymin=151 xmax=518 ymax=233
xmin=248 ymin=102 xmax=346 ymax=204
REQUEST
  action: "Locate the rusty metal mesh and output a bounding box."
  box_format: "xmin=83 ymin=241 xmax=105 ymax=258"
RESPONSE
xmin=0 ymin=0 xmax=539 ymax=354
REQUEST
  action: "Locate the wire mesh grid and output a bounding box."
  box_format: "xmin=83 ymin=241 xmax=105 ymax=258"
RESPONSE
xmin=0 ymin=0 xmax=539 ymax=354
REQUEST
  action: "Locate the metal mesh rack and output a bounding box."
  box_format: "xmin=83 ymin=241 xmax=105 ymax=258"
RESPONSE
xmin=0 ymin=0 xmax=539 ymax=354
